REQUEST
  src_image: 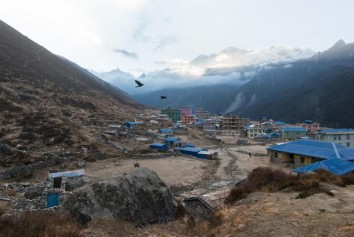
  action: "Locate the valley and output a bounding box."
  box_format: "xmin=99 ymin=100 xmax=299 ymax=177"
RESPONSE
xmin=1 ymin=10 xmax=354 ymax=237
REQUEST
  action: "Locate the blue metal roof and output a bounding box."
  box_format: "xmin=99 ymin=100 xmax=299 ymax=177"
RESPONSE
xmin=124 ymin=121 xmax=143 ymax=125
xmin=267 ymin=139 xmax=354 ymax=161
xmin=48 ymin=169 xmax=85 ymax=179
xmin=159 ymin=128 xmax=173 ymax=133
xmin=275 ymin=121 xmax=286 ymax=125
xmin=175 ymin=147 xmax=203 ymax=153
xmin=164 ymin=137 xmax=179 ymax=142
xmin=150 ymin=143 xmax=167 ymax=146
xmin=293 ymin=159 xmax=354 ymax=175
xmin=320 ymin=128 xmax=354 ymax=133
xmin=270 ymin=132 xmax=280 ymax=138
xmin=149 ymin=143 xmax=168 ymax=150
xmin=282 ymin=127 xmax=307 ymax=132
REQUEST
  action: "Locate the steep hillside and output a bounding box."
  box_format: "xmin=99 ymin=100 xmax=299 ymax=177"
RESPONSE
xmin=244 ymin=66 xmax=354 ymax=127
xmin=0 ymin=20 xmax=139 ymax=169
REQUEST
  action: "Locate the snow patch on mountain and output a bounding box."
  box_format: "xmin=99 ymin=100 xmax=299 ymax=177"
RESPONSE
xmin=225 ymin=92 xmax=245 ymax=113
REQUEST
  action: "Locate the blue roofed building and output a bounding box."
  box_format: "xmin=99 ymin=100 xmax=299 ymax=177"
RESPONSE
xmin=149 ymin=143 xmax=169 ymax=151
xmin=174 ymin=147 xmax=203 ymax=156
xmin=267 ymin=139 xmax=354 ymax=166
xmin=124 ymin=121 xmax=143 ymax=129
xmin=164 ymin=137 xmax=182 ymax=147
xmin=159 ymin=128 xmax=173 ymax=135
xmin=281 ymin=127 xmax=307 ymax=140
xmin=312 ymin=128 xmax=354 ymax=148
xmin=293 ymin=159 xmax=354 ymax=175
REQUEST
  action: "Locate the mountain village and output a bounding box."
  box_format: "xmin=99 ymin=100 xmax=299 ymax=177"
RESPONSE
xmin=2 ymin=102 xmax=354 ymax=236
xmin=1 ymin=14 xmax=354 ymax=236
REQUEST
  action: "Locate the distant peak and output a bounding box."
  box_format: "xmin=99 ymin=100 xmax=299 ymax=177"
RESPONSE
xmin=220 ymin=47 xmax=248 ymax=54
xmin=138 ymin=73 xmax=146 ymax=78
xmin=331 ymin=39 xmax=346 ymax=49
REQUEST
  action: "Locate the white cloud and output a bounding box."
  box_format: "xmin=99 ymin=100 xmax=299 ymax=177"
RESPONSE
xmin=1 ymin=0 xmax=354 ymax=74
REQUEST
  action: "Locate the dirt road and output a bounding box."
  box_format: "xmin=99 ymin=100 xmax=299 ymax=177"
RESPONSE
xmin=85 ymin=156 xmax=209 ymax=186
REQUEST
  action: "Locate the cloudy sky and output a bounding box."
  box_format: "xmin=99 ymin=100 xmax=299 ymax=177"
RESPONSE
xmin=1 ymin=0 xmax=354 ymax=75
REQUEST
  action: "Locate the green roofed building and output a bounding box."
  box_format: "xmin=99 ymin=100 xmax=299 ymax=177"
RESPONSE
xmin=161 ymin=107 xmax=181 ymax=122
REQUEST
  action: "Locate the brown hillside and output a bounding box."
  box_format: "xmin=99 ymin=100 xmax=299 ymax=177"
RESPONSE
xmin=0 ymin=20 xmax=140 ymax=171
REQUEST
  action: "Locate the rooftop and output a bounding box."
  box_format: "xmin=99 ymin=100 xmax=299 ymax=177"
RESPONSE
xmin=48 ymin=169 xmax=85 ymax=179
xmin=282 ymin=127 xmax=307 ymax=132
xmin=175 ymin=147 xmax=204 ymax=153
xmin=159 ymin=128 xmax=173 ymax=133
xmin=320 ymin=128 xmax=354 ymax=134
xmin=267 ymin=139 xmax=354 ymax=161
xmin=164 ymin=137 xmax=180 ymax=142
xmin=293 ymin=158 xmax=354 ymax=175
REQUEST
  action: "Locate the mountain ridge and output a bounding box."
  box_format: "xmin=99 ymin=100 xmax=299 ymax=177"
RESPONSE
xmin=132 ymin=40 xmax=354 ymax=127
xmin=0 ymin=19 xmax=139 ymax=168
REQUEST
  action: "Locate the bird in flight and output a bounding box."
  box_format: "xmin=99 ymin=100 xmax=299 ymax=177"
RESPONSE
xmin=160 ymin=96 xmax=167 ymax=99
xmin=134 ymin=80 xmax=144 ymax=88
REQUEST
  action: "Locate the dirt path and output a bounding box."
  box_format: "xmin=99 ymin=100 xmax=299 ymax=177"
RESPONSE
xmin=85 ymin=156 xmax=209 ymax=186
xmin=227 ymin=146 xmax=272 ymax=180
xmin=215 ymin=145 xmax=271 ymax=181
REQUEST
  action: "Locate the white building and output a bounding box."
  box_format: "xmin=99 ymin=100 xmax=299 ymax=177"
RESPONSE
xmin=245 ymin=125 xmax=268 ymax=138
xmin=313 ymin=129 xmax=354 ymax=147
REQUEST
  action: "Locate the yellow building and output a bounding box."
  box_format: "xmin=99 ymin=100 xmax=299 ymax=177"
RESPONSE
xmin=267 ymin=139 xmax=354 ymax=167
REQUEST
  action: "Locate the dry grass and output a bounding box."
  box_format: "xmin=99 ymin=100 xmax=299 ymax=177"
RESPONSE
xmin=226 ymin=167 xmax=352 ymax=204
xmin=0 ymin=210 xmax=83 ymax=237
xmin=340 ymin=173 xmax=354 ymax=185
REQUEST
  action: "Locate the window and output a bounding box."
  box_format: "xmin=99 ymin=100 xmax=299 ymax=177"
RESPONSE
xmin=300 ymin=157 xmax=305 ymax=163
xmin=347 ymin=134 xmax=350 ymax=140
xmin=347 ymin=142 xmax=351 ymax=147
xmin=338 ymin=135 xmax=341 ymax=140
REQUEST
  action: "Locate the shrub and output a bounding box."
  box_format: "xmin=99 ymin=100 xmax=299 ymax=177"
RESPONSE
xmin=225 ymin=186 xmax=250 ymax=204
xmin=316 ymin=169 xmax=345 ymax=186
xmin=0 ymin=210 xmax=83 ymax=237
xmin=209 ymin=209 xmax=226 ymax=227
xmin=296 ymin=187 xmax=332 ymax=199
xmin=247 ymin=167 xmax=296 ymax=192
xmin=340 ymin=173 xmax=354 ymax=185
xmin=293 ymin=174 xmax=320 ymax=191
xmin=226 ymin=167 xmax=349 ymax=205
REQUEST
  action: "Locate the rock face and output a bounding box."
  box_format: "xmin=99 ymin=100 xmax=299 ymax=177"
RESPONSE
xmin=63 ymin=167 xmax=179 ymax=225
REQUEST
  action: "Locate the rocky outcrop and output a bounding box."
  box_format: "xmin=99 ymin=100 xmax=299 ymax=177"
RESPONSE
xmin=63 ymin=167 xmax=179 ymax=226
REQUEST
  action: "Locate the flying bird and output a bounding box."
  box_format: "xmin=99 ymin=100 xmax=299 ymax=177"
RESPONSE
xmin=160 ymin=96 xmax=168 ymax=99
xmin=134 ymin=80 xmax=144 ymax=88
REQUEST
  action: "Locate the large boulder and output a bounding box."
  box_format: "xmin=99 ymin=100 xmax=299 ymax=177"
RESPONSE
xmin=63 ymin=167 xmax=179 ymax=226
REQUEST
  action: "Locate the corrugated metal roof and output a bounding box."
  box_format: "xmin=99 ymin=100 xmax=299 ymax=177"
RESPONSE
xmin=159 ymin=128 xmax=173 ymax=133
xmin=267 ymin=139 xmax=354 ymax=160
xmin=320 ymin=128 xmax=354 ymax=134
xmin=124 ymin=122 xmax=143 ymax=125
xmin=282 ymin=127 xmax=307 ymax=132
xmin=175 ymin=147 xmax=203 ymax=152
xmin=293 ymin=159 xmax=354 ymax=175
xmin=198 ymin=151 xmax=214 ymax=155
xmin=164 ymin=137 xmax=179 ymax=142
xmin=338 ymin=149 xmax=354 ymax=161
xmin=149 ymin=143 xmax=167 ymax=147
xmin=48 ymin=169 xmax=85 ymax=179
